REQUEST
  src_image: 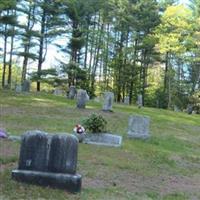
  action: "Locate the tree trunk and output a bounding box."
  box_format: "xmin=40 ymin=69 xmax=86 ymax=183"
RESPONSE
xmin=2 ymin=24 xmax=8 ymax=88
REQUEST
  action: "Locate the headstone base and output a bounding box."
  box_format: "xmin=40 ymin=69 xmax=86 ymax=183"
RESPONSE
xmin=83 ymin=133 xmax=122 ymax=147
xmin=127 ymin=133 xmax=150 ymax=140
xmin=12 ymin=169 xmax=82 ymax=193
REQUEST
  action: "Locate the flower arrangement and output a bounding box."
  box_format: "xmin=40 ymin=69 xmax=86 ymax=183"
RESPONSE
xmin=73 ymin=124 xmax=85 ymax=135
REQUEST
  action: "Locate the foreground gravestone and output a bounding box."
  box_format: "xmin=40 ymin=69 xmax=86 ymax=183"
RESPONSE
xmin=102 ymin=92 xmax=114 ymax=111
xmin=68 ymin=86 xmax=77 ymax=99
xmin=76 ymin=89 xmax=89 ymax=108
xmin=83 ymin=133 xmax=122 ymax=147
xmin=127 ymin=115 xmax=150 ymax=139
xmin=12 ymin=130 xmax=81 ymax=193
xmin=22 ymin=80 xmax=30 ymax=92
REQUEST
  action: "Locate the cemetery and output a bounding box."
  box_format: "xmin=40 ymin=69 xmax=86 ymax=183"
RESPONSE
xmin=0 ymin=1 xmax=200 ymax=199
xmin=0 ymin=90 xmax=200 ymax=200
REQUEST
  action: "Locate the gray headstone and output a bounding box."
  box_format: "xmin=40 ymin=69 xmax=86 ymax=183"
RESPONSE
xmin=137 ymin=94 xmax=143 ymax=108
xmin=48 ymin=134 xmax=78 ymax=174
xmin=124 ymin=96 xmax=130 ymax=105
xmin=174 ymin=105 xmax=180 ymax=112
xmin=53 ymin=88 xmax=63 ymax=96
xmin=68 ymin=86 xmax=77 ymax=99
xmin=83 ymin=133 xmax=122 ymax=147
xmin=12 ymin=131 xmax=82 ymax=192
xmin=102 ymin=92 xmax=114 ymax=111
xmin=187 ymin=104 xmax=193 ymax=114
xmin=18 ymin=130 xmax=49 ymax=171
xmin=22 ymin=80 xmax=30 ymax=92
xmin=127 ymin=115 xmax=150 ymax=139
xmin=76 ymin=89 xmax=89 ymax=108
xmin=15 ymin=85 xmax=22 ymax=93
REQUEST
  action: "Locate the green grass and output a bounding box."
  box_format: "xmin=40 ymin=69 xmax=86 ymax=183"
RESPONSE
xmin=0 ymin=90 xmax=200 ymax=200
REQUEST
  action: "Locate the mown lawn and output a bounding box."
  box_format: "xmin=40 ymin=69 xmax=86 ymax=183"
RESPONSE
xmin=0 ymin=90 xmax=200 ymax=200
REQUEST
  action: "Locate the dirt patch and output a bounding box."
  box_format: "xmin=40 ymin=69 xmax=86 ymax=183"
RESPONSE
xmin=0 ymin=140 xmax=19 ymax=157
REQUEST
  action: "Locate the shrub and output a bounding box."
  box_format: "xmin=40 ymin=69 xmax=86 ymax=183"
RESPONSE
xmin=82 ymin=113 xmax=107 ymax=133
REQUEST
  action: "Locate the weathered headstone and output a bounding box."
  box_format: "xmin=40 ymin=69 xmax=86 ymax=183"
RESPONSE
xmin=48 ymin=134 xmax=77 ymax=174
xmin=0 ymin=129 xmax=7 ymax=138
xmin=187 ymin=104 xmax=193 ymax=114
xmin=15 ymin=85 xmax=22 ymax=93
xmin=76 ymin=89 xmax=89 ymax=109
xmin=124 ymin=96 xmax=130 ymax=105
xmin=12 ymin=130 xmax=82 ymax=193
xmin=137 ymin=94 xmax=143 ymax=108
xmin=102 ymin=92 xmax=114 ymax=111
xmin=174 ymin=105 xmax=180 ymax=112
xmin=127 ymin=115 xmax=150 ymax=139
xmin=53 ymin=88 xmax=63 ymax=96
xmin=22 ymin=80 xmax=30 ymax=92
xmin=68 ymin=86 xmax=77 ymax=99
xmin=18 ymin=130 xmax=49 ymax=171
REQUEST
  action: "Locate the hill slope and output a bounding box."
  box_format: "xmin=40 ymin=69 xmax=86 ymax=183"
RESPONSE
xmin=0 ymin=91 xmax=200 ymax=200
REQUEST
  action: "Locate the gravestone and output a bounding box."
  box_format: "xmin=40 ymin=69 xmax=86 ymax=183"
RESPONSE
xmin=102 ymin=92 xmax=114 ymax=111
xmin=48 ymin=134 xmax=77 ymax=174
xmin=12 ymin=130 xmax=82 ymax=193
xmin=22 ymin=80 xmax=30 ymax=92
xmin=15 ymin=85 xmax=22 ymax=93
xmin=127 ymin=115 xmax=150 ymax=139
xmin=124 ymin=96 xmax=130 ymax=105
xmin=53 ymin=88 xmax=63 ymax=96
xmin=83 ymin=133 xmax=122 ymax=147
xmin=76 ymin=89 xmax=89 ymax=109
xmin=137 ymin=94 xmax=143 ymax=108
xmin=68 ymin=86 xmax=76 ymax=99
xmin=187 ymin=104 xmax=193 ymax=114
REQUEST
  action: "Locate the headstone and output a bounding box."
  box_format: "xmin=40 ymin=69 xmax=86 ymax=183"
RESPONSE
xmin=15 ymin=85 xmax=22 ymax=93
xmin=102 ymin=92 xmax=114 ymax=111
xmin=76 ymin=89 xmax=89 ymax=109
xmin=12 ymin=130 xmax=82 ymax=193
xmin=127 ymin=115 xmax=150 ymax=139
xmin=48 ymin=134 xmax=78 ymax=174
xmin=83 ymin=133 xmax=122 ymax=147
xmin=53 ymin=88 xmax=63 ymax=96
xmin=124 ymin=96 xmax=130 ymax=105
xmin=18 ymin=130 xmax=49 ymax=171
xmin=68 ymin=86 xmax=76 ymax=99
xmin=187 ymin=104 xmax=193 ymax=114
xmin=174 ymin=105 xmax=180 ymax=112
xmin=22 ymin=80 xmax=30 ymax=92
xmin=137 ymin=94 xmax=143 ymax=108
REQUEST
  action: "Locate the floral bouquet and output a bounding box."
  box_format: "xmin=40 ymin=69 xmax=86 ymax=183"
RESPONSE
xmin=73 ymin=124 xmax=86 ymax=142
xmin=73 ymin=124 xmax=85 ymax=134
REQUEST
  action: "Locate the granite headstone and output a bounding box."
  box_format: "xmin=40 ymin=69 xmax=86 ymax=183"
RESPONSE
xmin=68 ymin=86 xmax=76 ymax=99
xmin=76 ymin=89 xmax=89 ymax=108
xmin=12 ymin=130 xmax=81 ymax=193
xmin=102 ymin=92 xmax=114 ymax=111
xmin=22 ymin=80 xmax=30 ymax=92
xmin=127 ymin=115 xmax=150 ymax=139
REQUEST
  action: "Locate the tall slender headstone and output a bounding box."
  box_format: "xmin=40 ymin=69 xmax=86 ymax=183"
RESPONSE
xmin=137 ymin=94 xmax=143 ymax=108
xmin=127 ymin=115 xmax=150 ymax=139
xmin=102 ymin=92 xmax=114 ymax=111
xmin=12 ymin=131 xmax=82 ymax=193
xmin=76 ymin=89 xmax=89 ymax=108
xmin=68 ymin=86 xmax=77 ymax=99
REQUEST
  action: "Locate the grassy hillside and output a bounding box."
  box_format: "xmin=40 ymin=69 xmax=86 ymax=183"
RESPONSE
xmin=0 ymin=90 xmax=200 ymax=200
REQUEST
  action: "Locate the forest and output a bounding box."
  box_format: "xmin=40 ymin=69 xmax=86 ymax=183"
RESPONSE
xmin=0 ymin=0 xmax=200 ymax=110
